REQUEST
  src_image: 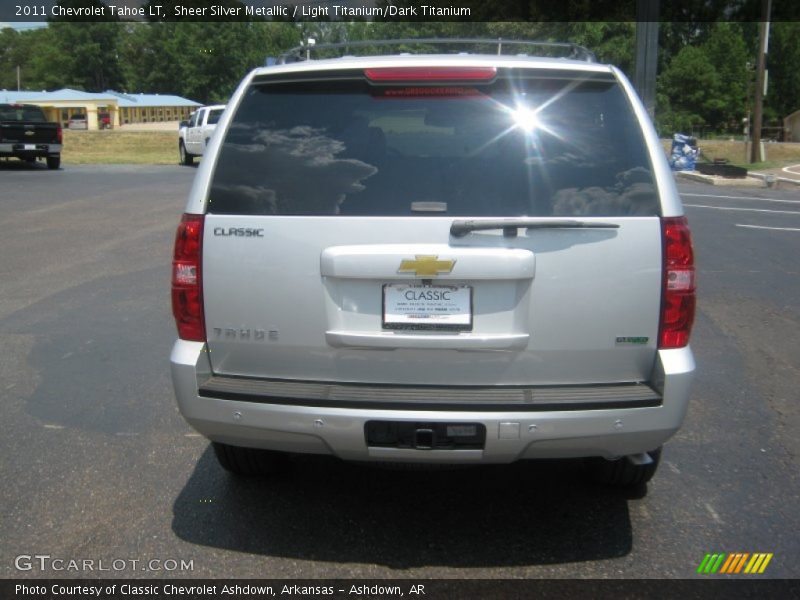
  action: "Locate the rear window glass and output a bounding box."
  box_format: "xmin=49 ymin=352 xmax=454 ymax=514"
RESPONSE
xmin=208 ymin=70 xmax=659 ymax=217
xmin=0 ymin=105 xmax=47 ymax=122
xmin=207 ymin=109 xmax=224 ymax=125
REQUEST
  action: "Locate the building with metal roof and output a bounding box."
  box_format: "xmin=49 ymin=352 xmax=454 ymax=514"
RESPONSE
xmin=0 ymin=88 xmax=201 ymax=130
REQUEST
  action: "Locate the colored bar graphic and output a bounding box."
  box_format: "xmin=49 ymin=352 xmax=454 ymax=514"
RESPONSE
xmin=745 ymin=554 xmax=761 ymax=574
xmin=733 ymin=553 xmax=749 ymax=573
xmin=697 ymin=554 xmax=712 ymax=574
xmin=719 ymin=554 xmax=736 ymax=574
xmin=724 ymin=553 xmax=738 ymax=574
xmin=759 ymin=554 xmax=773 ymax=573
xmin=711 ymin=554 xmax=726 ymax=573
xmin=698 ymin=552 xmax=774 ymax=575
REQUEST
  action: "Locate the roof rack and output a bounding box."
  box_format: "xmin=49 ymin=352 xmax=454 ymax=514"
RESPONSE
xmin=275 ymin=38 xmax=596 ymax=65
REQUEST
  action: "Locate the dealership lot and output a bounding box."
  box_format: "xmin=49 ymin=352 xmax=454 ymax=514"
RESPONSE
xmin=0 ymin=165 xmax=798 ymax=578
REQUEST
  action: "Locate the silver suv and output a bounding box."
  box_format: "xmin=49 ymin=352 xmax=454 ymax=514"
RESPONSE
xmin=170 ymin=40 xmax=696 ymax=487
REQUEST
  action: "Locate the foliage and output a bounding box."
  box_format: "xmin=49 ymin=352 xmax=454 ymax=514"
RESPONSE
xmin=0 ymin=17 xmax=796 ymax=139
xmin=764 ymin=22 xmax=800 ymax=122
xmin=119 ymin=22 xmax=296 ymax=103
xmin=657 ymin=46 xmax=721 ymax=133
xmin=0 ymin=28 xmax=35 ymax=90
xmin=656 ymin=23 xmax=751 ymax=135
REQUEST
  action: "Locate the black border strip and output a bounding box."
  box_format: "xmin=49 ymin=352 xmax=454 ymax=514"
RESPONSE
xmin=2 ymin=579 xmax=798 ymax=599
xmin=4 ymin=1 xmax=800 ymax=23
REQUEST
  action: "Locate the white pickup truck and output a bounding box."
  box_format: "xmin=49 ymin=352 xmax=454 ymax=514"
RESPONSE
xmin=178 ymin=104 xmax=225 ymax=165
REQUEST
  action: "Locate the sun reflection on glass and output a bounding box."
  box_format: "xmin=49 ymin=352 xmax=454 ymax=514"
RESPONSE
xmin=511 ymin=106 xmax=541 ymax=133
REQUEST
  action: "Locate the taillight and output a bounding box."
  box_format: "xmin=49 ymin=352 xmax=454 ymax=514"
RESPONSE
xmin=171 ymin=214 xmax=205 ymax=341
xmin=56 ymin=125 xmax=62 ymax=144
xmin=659 ymin=216 xmax=696 ymax=349
xmin=365 ymin=66 xmax=497 ymax=81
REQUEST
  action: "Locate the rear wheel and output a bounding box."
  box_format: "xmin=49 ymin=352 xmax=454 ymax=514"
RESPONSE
xmin=212 ymin=442 xmax=285 ymax=476
xmin=46 ymin=155 xmax=61 ymax=170
xmin=585 ymin=447 xmax=661 ymax=487
xmin=179 ymin=141 xmax=193 ymax=166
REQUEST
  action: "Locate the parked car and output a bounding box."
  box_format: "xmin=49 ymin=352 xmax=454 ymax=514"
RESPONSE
xmin=170 ymin=39 xmax=696 ymax=488
xmin=178 ymin=104 xmax=225 ymax=165
xmin=68 ymin=113 xmax=87 ymax=130
xmin=0 ymin=103 xmax=62 ymax=169
xmin=98 ymin=112 xmax=111 ymax=129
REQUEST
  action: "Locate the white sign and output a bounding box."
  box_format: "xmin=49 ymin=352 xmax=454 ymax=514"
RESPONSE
xmin=383 ymin=284 xmax=471 ymax=329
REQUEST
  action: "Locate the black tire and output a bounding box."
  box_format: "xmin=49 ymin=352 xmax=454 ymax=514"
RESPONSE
xmin=585 ymin=447 xmax=661 ymax=487
xmin=179 ymin=141 xmax=193 ymax=166
xmin=212 ymin=442 xmax=285 ymax=476
xmin=46 ymin=155 xmax=61 ymax=170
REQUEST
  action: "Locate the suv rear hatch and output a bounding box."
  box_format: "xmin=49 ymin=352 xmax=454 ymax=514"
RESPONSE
xmin=200 ymin=65 xmax=664 ymax=386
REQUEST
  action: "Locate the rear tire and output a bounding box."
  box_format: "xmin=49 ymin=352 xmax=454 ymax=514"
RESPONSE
xmin=46 ymin=155 xmax=61 ymax=170
xmin=585 ymin=447 xmax=661 ymax=487
xmin=179 ymin=141 xmax=193 ymax=166
xmin=212 ymin=442 xmax=285 ymax=476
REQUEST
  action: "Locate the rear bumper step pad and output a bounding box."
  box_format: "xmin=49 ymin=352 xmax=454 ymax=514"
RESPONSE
xmin=198 ymin=376 xmax=662 ymax=412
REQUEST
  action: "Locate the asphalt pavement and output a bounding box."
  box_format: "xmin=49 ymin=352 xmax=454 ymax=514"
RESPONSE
xmin=0 ymin=164 xmax=798 ymax=579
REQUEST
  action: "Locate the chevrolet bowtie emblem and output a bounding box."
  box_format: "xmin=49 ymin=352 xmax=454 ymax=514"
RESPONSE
xmin=398 ymin=255 xmax=455 ymax=277
xmin=25 ymin=130 xmax=34 ymax=136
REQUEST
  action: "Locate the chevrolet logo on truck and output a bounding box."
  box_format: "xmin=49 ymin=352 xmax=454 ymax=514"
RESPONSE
xmin=398 ymin=255 xmax=455 ymax=277
xmin=213 ymin=227 xmax=264 ymax=237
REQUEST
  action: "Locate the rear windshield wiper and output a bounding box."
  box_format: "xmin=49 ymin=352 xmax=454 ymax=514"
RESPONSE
xmin=450 ymin=219 xmax=620 ymax=238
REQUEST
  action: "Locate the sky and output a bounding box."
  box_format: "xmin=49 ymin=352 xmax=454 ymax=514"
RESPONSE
xmin=1 ymin=22 xmax=48 ymax=30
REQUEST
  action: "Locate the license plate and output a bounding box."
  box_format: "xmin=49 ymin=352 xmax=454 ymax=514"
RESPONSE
xmin=383 ymin=283 xmax=472 ymax=330
xmin=23 ymin=144 xmax=36 ymax=150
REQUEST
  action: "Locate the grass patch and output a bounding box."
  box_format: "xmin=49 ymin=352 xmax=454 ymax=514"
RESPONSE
xmin=661 ymin=139 xmax=800 ymax=170
xmin=62 ymin=130 xmax=178 ymax=164
xmin=61 ymin=130 xmax=800 ymax=168
xmin=726 ymin=160 xmax=784 ymax=171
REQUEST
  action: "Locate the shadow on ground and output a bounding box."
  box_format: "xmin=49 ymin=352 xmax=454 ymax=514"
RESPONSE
xmin=172 ymin=446 xmax=641 ymax=569
xmin=0 ymin=159 xmax=51 ymax=171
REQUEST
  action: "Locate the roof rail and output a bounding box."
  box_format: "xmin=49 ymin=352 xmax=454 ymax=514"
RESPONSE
xmin=275 ymin=38 xmax=596 ymax=65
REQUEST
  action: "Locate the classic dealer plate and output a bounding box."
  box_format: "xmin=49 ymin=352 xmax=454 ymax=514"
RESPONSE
xmin=383 ymin=283 xmax=472 ymax=331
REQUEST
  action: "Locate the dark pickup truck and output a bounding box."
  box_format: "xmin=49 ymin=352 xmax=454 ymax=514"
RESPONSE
xmin=0 ymin=103 xmax=62 ymax=169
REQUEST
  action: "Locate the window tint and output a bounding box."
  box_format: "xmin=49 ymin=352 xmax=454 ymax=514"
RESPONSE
xmin=207 ymin=109 xmax=224 ymax=125
xmin=0 ymin=105 xmax=47 ymax=122
xmin=208 ymin=70 xmax=659 ymax=217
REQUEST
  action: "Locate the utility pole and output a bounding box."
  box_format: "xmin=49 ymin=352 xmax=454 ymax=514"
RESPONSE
xmin=17 ymin=65 xmax=21 ymax=91
xmin=634 ymin=0 xmax=659 ymax=119
xmin=751 ymin=0 xmax=771 ymax=163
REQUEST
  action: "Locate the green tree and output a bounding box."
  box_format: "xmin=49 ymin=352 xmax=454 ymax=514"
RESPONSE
xmin=0 ymin=28 xmax=37 ymax=90
xmin=765 ymin=22 xmax=800 ymax=123
xmin=532 ymin=22 xmax=635 ymax=74
xmin=120 ymin=22 xmax=297 ymax=103
xmin=22 ymin=26 xmax=75 ymax=90
xmin=46 ymin=21 xmax=124 ymax=91
xmin=657 ymin=45 xmax=721 ymax=134
xmin=702 ymin=22 xmax=749 ymax=131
